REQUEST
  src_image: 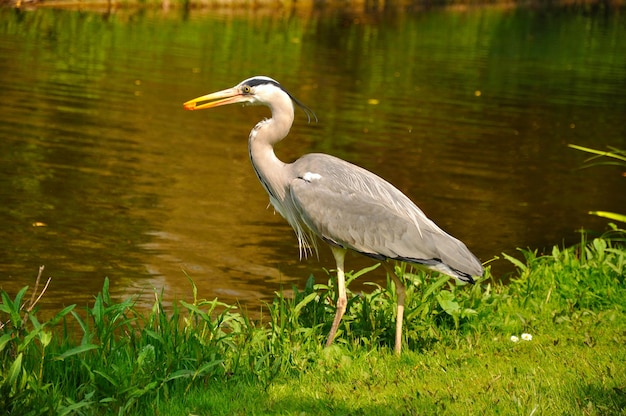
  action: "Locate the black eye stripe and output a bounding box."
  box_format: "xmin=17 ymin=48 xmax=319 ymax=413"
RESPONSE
xmin=245 ymin=77 xmax=281 ymax=89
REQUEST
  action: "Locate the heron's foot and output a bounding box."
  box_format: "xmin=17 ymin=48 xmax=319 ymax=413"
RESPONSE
xmin=325 ymin=295 xmax=347 ymax=347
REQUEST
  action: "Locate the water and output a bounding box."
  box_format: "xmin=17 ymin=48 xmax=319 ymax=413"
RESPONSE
xmin=1 ymin=5 xmax=625 ymax=314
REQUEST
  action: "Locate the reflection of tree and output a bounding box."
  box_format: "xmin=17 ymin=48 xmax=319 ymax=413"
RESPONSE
xmin=0 ymin=10 xmax=161 ymax=310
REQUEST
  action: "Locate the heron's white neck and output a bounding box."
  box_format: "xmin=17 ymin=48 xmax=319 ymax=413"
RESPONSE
xmin=248 ymin=91 xmax=295 ymax=202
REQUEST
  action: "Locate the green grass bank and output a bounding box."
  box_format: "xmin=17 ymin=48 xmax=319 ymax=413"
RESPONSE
xmin=1 ymin=231 xmax=625 ymax=415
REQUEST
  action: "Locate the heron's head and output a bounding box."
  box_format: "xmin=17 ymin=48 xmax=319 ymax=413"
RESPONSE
xmin=183 ymin=76 xmax=317 ymax=122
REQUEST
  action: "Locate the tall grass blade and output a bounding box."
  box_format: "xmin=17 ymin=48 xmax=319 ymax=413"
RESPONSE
xmin=0 ymin=334 xmax=12 ymax=352
xmin=589 ymin=211 xmax=626 ymax=223
xmin=93 ymin=369 xmax=118 ymax=387
xmin=54 ymin=344 xmax=99 ymax=361
xmin=293 ymin=292 xmax=318 ymax=316
xmin=422 ymin=274 xmax=450 ymax=300
xmin=568 ymin=144 xmax=626 ymax=163
xmin=502 ymin=252 xmax=527 ymax=271
xmin=8 ymin=352 xmax=23 ymax=385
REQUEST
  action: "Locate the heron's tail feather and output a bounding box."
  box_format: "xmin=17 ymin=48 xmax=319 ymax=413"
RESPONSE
xmin=393 ymin=256 xmax=478 ymax=283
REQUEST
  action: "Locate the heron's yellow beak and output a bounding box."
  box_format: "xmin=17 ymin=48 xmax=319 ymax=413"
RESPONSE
xmin=183 ymin=87 xmax=245 ymax=111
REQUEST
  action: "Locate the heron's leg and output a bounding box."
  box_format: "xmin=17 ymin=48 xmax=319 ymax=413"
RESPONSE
xmin=326 ymin=246 xmax=348 ymax=347
xmin=383 ymin=262 xmax=406 ymax=355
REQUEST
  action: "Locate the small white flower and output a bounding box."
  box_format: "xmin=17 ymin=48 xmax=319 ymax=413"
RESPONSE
xmin=521 ymin=333 xmax=533 ymax=341
xmin=510 ymin=335 xmax=520 ymax=343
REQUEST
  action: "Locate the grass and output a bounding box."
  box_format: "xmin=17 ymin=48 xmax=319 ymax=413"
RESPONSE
xmin=569 ymin=144 xmax=626 ymax=224
xmin=1 ymin=231 xmax=625 ymax=415
xmin=165 ymin=336 xmax=624 ymax=415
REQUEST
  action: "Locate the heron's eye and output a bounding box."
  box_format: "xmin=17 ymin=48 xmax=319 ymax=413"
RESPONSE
xmin=242 ymin=85 xmax=251 ymax=94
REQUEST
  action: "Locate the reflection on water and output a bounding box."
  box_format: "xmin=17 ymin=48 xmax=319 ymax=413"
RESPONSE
xmin=0 ymin=6 xmax=625 ymax=315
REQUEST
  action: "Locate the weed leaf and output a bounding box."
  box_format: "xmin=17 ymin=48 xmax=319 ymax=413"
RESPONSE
xmin=54 ymin=343 xmax=100 ymax=361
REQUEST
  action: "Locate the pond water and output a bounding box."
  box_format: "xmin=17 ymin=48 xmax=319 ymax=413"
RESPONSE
xmin=1 ymin=4 xmax=625 ymax=314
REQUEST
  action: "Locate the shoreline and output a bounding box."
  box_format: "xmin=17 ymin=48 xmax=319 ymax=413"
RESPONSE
xmin=5 ymin=0 xmax=625 ymax=14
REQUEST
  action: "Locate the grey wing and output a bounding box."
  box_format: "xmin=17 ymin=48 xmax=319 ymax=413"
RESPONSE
xmin=288 ymin=154 xmax=483 ymax=281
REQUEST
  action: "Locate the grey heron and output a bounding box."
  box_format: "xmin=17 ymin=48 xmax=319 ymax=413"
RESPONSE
xmin=184 ymin=76 xmax=483 ymax=354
